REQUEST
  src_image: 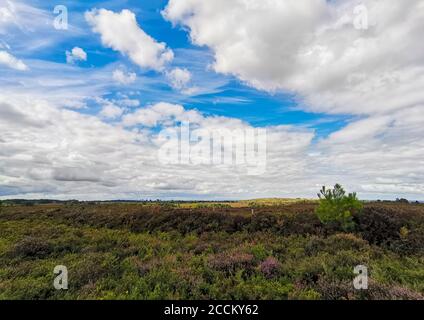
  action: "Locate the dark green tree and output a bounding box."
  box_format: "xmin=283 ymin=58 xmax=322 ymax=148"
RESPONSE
xmin=315 ymin=184 xmax=363 ymax=231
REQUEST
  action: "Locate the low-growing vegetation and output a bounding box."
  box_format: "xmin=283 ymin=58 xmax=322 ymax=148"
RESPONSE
xmin=0 ymin=200 xmax=423 ymax=300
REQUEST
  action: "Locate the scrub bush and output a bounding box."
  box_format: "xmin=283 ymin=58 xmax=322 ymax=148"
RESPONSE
xmin=315 ymin=184 xmax=363 ymax=231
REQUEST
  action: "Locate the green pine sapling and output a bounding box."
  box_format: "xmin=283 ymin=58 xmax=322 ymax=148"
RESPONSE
xmin=315 ymin=184 xmax=363 ymax=231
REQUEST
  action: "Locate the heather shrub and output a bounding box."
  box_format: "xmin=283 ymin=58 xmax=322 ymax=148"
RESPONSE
xmin=9 ymin=237 xmax=53 ymax=259
xmin=259 ymin=257 xmax=282 ymax=279
xmin=250 ymin=244 xmax=270 ymax=261
xmin=229 ymin=276 xmax=292 ymax=300
xmin=356 ymin=207 xmax=403 ymax=245
xmin=289 ymin=286 xmax=321 ymax=300
xmin=293 ymin=257 xmax=326 ymax=285
xmin=399 ymin=226 xmax=424 ymax=255
xmin=313 ymin=277 xmax=355 ymax=300
xmin=315 ymin=277 xmax=423 ymax=300
xmin=0 ymin=276 xmax=54 ymax=300
xmin=381 ymin=284 xmax=423 ymax=300
xmin=249 ymin=213 xmax=278 ymax=232
xmin=359 ymin=280 xmax=424 ymax=300
xmin=278 ymin=211 xmax=324 ymax=236
xmin=1 ymin=202 xmax=423 ymax=300
xmin=208 ymin=251 xmax=255 ymax=274
xmin=71 ymin=253 xmax=122 ymax=289
xmin=305 ymin=233 xmax=367 ymax=256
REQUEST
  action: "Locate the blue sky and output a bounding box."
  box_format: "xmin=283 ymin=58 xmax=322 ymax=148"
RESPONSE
xmin=1 ymin=0 xmax=424 ymax=200
xmin=6 ymin=0 xmax=349 ymax=136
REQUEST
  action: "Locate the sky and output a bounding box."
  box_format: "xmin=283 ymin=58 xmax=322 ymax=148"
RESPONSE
xmin=0 ymin=0 xmax=424 ymax=200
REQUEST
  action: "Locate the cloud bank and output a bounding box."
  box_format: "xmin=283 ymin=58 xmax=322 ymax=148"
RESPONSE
xmin=163 ymin=0 xmax=424 ymax=115
xmin=86 ymin=9 xmax=174 ymax=71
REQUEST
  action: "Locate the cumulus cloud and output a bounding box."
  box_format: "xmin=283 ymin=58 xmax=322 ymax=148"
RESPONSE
xmin=1 ymin=90 xmax=424 ymax=200
xmin=66 ymin=47 xmax=87 ymax=64
xmin=53 ymin=168 xmax=101 ymax=183
xmin=99 ymin=104 xmax=124 ymax=120
xmin=313 ymin=105 xmax=424 ymax=197
xmin=117 ymin=98 xmax=140 ymax=108
xmin=95 ymin=97 xmax=125 ymax=120
xmin=0 ymin=50 xmax=28 ymax=70
xmin=0 ymin=93 xmax=315 ymax=200
xmin=160 ymin=0 xmax=424 ymax=198
xmin=113 ymin=69 xmax=137 ymax=85
xmin=122 ymin=102 xmax=188 ymax=127
xmin=166 ymin=67 xmax=192 ymax=90
xmin=86 ymin=9 xmax=174 ymax=71
xmin=163 ymin=0 xmax=424 ymax=116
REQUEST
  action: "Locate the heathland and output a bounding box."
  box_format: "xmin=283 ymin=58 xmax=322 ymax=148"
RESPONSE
xmin=0 ymin=199 xmax=423 ymax=299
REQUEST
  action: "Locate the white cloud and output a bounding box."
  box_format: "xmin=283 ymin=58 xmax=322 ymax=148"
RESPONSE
xmin=165 ymin=67 xmax=199 ymax=95
xmin=66 ymin=47 xmax=87 ymax=64
xmin=160 ymin=0 xmax=424 ymax=198
xmin=1 ymin=90 xmax=424 ymax=200
xmin=0 ymin=58 xmax=116 ymax=110
xmin=166 ymin=67 xmax=191 ymax=89
xmin=0 ymin=93 xmax=315 ymax=200
xmin=0 ymin=50 xmax=28 ymax=70
xmin=122 ymin=102 xmax=187 ymax=127
xmin=0 ymin=4 xmax=14 ymax=26
xmin=117 ymin=98 xmax=140 ymax=108
xmin=95 ymin=97 xmax=126 ymax=119
xmin=313 ymin=105 xmax=424 ymax=197
xmin=99 ymin=103 xmax=124 ymax=120
xmin=113 ymin=69 xmax=137 ymax=85
xmin=2 ymin=1 xmax=424 ymax=200
xmin=86 ymin=9 xmax=174 ymax=71
xmin=163 ymin=0 xmax=424 ymax=116
xmin=0 ymin=0 xmax=45 ymax=34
